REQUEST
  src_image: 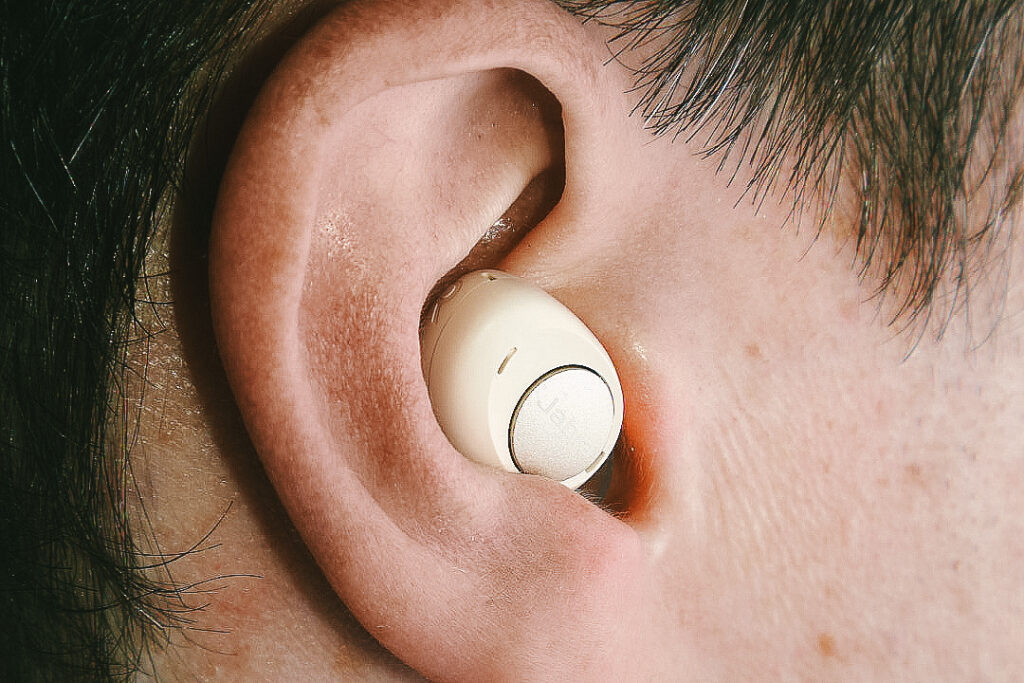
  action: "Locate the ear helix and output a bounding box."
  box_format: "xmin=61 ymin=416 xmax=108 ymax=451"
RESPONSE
xmin=420 ymin=270 xmax=623 ymax=489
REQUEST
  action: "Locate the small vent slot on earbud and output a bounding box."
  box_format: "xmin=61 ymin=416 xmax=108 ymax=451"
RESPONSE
xmin=497 ymin=347 xmax=517 ymax=375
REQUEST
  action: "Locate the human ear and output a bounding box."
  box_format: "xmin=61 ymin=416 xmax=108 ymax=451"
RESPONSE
xmin=208 ymin=0 xmax=649 ymax=679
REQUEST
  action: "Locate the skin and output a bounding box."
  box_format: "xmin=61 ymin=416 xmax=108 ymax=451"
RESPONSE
xmin=132 ymin=0 xmax=1024 ymax=679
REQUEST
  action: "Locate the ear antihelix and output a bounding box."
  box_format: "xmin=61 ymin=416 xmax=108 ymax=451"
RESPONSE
xmin=420 ymin=269 xmax=623 ymax=488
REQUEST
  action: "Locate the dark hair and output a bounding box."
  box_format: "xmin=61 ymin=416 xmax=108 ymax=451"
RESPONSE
xmin=0 ymin=1 xmax=269 ymax=678
xmin=563 ymin=0 xmax=1024 ymax=333
xmin=1 ymin=0 xmax=1021 ymax=679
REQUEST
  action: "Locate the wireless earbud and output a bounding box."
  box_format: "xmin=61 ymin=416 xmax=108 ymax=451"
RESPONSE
xmin=420 ymin=270 xmax=623 ymax=489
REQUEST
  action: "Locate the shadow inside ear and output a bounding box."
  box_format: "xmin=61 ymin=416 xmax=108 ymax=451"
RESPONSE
xmin=577 ymin=432 xmax=617 ymax=501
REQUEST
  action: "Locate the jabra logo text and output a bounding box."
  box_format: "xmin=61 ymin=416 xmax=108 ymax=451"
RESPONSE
xmin=537 ymin=394 xmax=579 ymax=439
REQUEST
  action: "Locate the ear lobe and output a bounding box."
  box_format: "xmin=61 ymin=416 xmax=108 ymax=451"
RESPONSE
xmin=209 ymin=0 xmax=646 ymax=679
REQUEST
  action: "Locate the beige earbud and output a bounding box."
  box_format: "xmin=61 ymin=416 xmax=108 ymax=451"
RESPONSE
xmin=420 ymin=270 xmax=622 ymax=489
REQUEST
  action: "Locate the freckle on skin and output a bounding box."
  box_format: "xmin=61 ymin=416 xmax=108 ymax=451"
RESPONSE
xmin=745 ymin=343 xmax=762 ymax=359
xmin=905 ymin=462 xmax=926 ymax=487
xmin=817 ymin=633 xmax=837 ymax=658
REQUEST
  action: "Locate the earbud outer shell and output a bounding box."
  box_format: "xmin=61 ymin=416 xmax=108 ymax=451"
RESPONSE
xmin=420 ymin=270 xmax=623 ymax=489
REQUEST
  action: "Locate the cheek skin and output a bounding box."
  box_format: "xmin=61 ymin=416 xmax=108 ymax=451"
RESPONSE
xmin=524 ymin=106 xmax=1024 ymax=676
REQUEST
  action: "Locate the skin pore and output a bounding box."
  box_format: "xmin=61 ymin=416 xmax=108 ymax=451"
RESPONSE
xmin=123 ymin=0 xmax=1024 ymax=679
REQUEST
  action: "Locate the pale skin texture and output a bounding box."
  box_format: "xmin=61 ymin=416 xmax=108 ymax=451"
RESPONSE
xmin=132 ymin=0 xmax=1024 ymax=679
